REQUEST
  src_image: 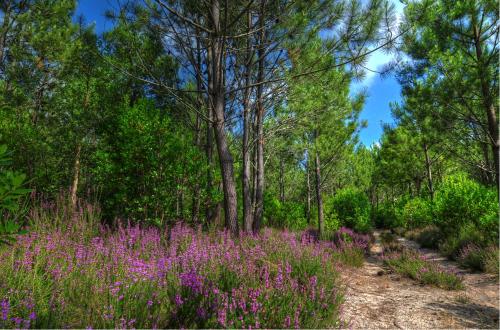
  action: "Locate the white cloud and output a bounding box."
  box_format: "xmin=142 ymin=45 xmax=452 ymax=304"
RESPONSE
xmin=352 ymin=0 xmax=404 ymax=91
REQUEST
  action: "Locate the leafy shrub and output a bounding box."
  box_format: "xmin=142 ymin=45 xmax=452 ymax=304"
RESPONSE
xmin=372 ymin=198 xmax=408 ymax=230
xmin=372 ymin=202 xmax=397 ymax=229
xmin=0 ymin=145 xmax=30 ymax=245
xmin=433 ymin=173 xmax=498 ymax=241
xmin=326 ymin=188 xmax=371 ymax=233
xmin=383 ymin=250 xmax=463 ymax=290
xmin=263 ymin=194 xmax=307 ymax=230
xmin=401 ymin=197 xmax=433 ymax=229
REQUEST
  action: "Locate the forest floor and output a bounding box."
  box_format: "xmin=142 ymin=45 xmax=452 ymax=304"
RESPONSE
xmin=341 ymin=230 xmax=499 ymax=329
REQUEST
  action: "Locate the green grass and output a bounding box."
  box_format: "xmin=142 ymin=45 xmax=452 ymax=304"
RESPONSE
xmin=383 ymin=250 xmax=464 ymax=290
xmin=334 ymin=248 xmax=365 ymax=268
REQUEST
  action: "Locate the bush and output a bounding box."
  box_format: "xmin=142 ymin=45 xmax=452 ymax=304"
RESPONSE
xmin=433 ymin=173 xmax=498 ymax=242
xmin=372 ymin=202 xmax=397 ymax=229
xmin=0 ymin=144 xmax=30 ymax=245
xmin=414 ymin=226 xmax=442 ymax=249
xmin=263 ymin=194 xmax=307 ymax=230
xmin=372 ymin=198 xmax=408 ymax=230
xmin=401 ymin=197 xmax=433 ymax=229
xmin=326 ymin=188 xmax=371 ymax=233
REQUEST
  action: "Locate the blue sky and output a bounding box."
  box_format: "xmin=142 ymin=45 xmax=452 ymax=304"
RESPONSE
xmin=75 ymin=0 xmax=404 ymax=146
xmin=351 ymin=0 xmax=404 ymax=147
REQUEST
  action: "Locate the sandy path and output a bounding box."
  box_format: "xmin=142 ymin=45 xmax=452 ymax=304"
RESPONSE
xmin=341 ymin=231 xmax=499 ymax=329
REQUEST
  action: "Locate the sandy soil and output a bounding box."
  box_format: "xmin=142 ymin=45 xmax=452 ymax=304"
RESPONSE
xmin=341 ymin=231 xmax=499 ymax=329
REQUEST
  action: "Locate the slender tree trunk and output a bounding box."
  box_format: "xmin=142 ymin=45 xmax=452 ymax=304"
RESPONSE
xmin=191 ymin=33 xmax=203 ymax=223
xmin=0 ymin=4 xmax=11 ymax=72
xmin=423 ymin=143 xmax=434 ymax=200
xmin=481 ymin=141 xmax=491 ymax=184
xmin=279 ymin=157 xmax=285 ymax=202
xmin=210 ymin=0 xmax=238 ymax=235
xmin=473 ymin=24 xmax=499 ymax=189
xmin=252 ymin=125 xmax=258 ymax=212
xmin=70 ymin=143 xmax=82 ymax=210
xmin=306 ymin=152 xmax=311 ymax=225
xmin=242 ymin=10 xmax=253 ymax=233
xmin=205 ymin=46 xmax=215 ymax=223
xmin=253 ymin=1 xmax=266 ymax=232
xmin=314 ymin=146 xmax=324 ymax=236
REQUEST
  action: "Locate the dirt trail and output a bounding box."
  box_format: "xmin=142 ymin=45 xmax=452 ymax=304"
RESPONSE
xmin=341 ymin=231 xmax=499 ymax=329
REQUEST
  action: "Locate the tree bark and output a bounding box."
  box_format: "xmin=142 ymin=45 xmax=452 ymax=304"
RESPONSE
xmin=70 ymin=143 xmax=81 ymax=210
xmin=279 ymin=157 xmax=285 ymax=202
xmin=205 ymin=44 xmax=215 ymax=224
xmin=314 ymin=146 xmax=324 ymax=236
xmin=253 ymin=0 xmax=266 ymax=232
xmin=191 ymin=32 xmax=203 ymax=223
xmin=423 ymin=143 xmax=434 ymax=200
xmin=306 ymin=151 xmax=311 ymax=225
xmin=242 ymin=10 xmax=253 ymax=233
xmin=473 ymin=24 xmax=499 ymax=188
xmin=209 ymin=0 xmax=239 ymax=235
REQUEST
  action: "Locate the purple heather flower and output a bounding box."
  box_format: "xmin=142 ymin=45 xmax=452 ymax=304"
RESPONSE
xmin=284 ymin=315 xmax=291 ymax=328
xmin=1 ymin=299 xmax=9 ymax=321
xmin=174 ymin=294 xmax=183 ymax=306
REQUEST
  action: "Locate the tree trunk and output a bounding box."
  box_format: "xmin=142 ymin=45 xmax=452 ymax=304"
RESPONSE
xmin=210 ymin=0 xmax=238 ymax=235
xmin=314 ymin=147 xmax=324 ymax=236
xmin=279 ymin=157 xmax=285 ymax=202
xmin=306 ymin=152 xmax=311 ymax=225
xmin=0 ymin=3 xmax=11 ymax=72
xmin=423 ymin=143 xmax=434 ymax=200
xmin=70 ymin=143 xmax=81 ymax=210
xmin=473 ymin=24 xmax=499 ymax=188
xmin=253 ymin=0 xmax=266 ymax=232
xmin=191 ymin=33 xmax=203 ymax=223
xmin=242 ymin=10 xmax=253 ymax=233
xmin=205 ymin=45 xmax=215 ymax=224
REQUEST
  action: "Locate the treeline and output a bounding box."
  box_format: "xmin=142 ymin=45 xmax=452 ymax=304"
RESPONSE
xmin=370 ymin=0 xmax=499 ymax=275
xmin=0 ymin=0 xmax=497 ymax=239
xmin=0 ymin=0 xmax=397 ymax=235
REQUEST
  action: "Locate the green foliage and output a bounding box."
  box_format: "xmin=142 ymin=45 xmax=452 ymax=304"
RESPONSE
xmin=372 ymin=202 xmax=397 ymax=229
xmin=0 ymin=145 xmax=30 ymax=245
xmin=263 ymin=193 xmax=307 ymax=230
xmin=334 ymin=248 xmax=365 ymax=268
xmin=413 ymin=226 xmax=442 ymax=249
xmin=433 ymin=173 xmax=498 ymax=241
xmin=400 ymin=197 xmax=433 ymax=229
xmin=326 ymin=188 xmax=371 ymax=232
xmin=93 ymin=99 xmax=207 ymax=224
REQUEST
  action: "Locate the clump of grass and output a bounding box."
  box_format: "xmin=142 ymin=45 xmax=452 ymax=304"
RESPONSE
xmin=380 ymin=231 xmax=405 ymax=253
xmin=455 ymin=293 xmax=470 ymax=304
xmin=334 ymin=248 xmax=365 ymax=268
xmin=414 ymin=226 xmax=442 ymax=249
xmin=383 ymin=250 xmax=464 ymax=290
xmin=330 ymin=227 xmax=370 ymax=268
xmin=458 ymin=244 xmax=499 ymax=278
